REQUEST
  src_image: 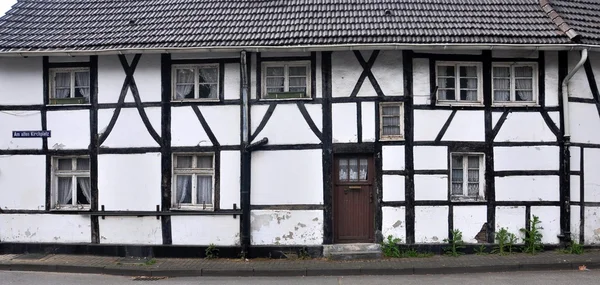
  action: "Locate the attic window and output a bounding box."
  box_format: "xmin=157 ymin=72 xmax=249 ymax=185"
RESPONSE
xmin=261 ymin=61 xmax=311 ymax=99
xmin=49 ymin=68 xmax=90 ymax=105
xmin=172 ymin=64 xmax=219 ymax=101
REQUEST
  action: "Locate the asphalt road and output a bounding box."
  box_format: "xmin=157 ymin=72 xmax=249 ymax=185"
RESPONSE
xmin=0 ymin=270 xmax=597 ymax=285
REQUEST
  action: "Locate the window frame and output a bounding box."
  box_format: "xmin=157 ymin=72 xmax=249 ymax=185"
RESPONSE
xmin=379 ymin=102 xmax=404 ymax=141
xmin=261 ymin=61 xmax=312 ymax=100
xmin=435 ymin=62 xmax=483 ymax=106
xmin=491 ymin=62 xmax=539 ymax=106
xmin=449 ymin=152 xmax=485 ymax=202
xmin=171 ymin=64 xmax=220 ymax=102
xmin=49 ymin=67 xmax=91 ymax=105
xmin=51 ymin=156 xmax=91 ymax=210
xmin=171 ymin=153 xmax=216 ymax=211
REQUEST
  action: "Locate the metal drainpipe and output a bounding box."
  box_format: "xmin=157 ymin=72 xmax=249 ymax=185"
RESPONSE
xmin=560 ymin=49 xmax=588 ymax=243
xmin=240 ymin=51 xmax=251 ymax=256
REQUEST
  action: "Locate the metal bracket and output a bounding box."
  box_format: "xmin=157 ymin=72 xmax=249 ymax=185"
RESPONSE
xmin=101 ymin=205 xmax=105 ymax=220
xmin=156 ymin=205 xmax=160 ymax=220
xmin=246 ymin=137 xmax=269 ymax=152
xmin=233 ymin=203 xmax=238 ymax=219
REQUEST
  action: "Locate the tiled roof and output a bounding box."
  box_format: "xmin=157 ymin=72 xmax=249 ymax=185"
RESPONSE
xmin=0 ymin=0 xmax=590 ymax=53
xmin=551 ymin=0 xmax=600 ymax=46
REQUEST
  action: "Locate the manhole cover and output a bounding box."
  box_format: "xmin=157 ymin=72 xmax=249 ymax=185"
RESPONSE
xmin=132 ymin=276 xmax=166 ymax=281
xmin=13 ymin=253 xmax=47 ymax=260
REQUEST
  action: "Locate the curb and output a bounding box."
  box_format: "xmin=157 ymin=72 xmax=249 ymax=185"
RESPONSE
xmin=0 ymin=261 xmax=595 ymax=277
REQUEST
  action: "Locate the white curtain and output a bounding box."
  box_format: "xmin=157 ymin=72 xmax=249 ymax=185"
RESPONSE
xmin=57 ymin=177 xmax=73 ymax=205
xmin=515 ymin=67 xmax=533 ymax=101
xmin=175 ymin=69 xmax=194 ymax=99
xmin=197 ymin=176 xmax=212 ymax=205
xmin=55 ymin=73 xmax=70 ymax=98
xmin=77 ymin=177 xmax=91 ymax=204
xmin=382 ymin=106 xmax=401 ymax=136
xmin=75 ymin=72 xmax=90 ymax=100
xmin=176 ymin=175 xmax=192 ymax=204
xmin=493 ymin=67 xmax=511 ymax=101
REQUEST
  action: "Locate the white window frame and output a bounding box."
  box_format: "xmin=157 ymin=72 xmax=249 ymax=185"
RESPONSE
xmin=491 ymin=63 xmax=539 ymax=106
xmin=436 ymin=62 xmax=483 ymax=105
xmin=49 ymin=67 xmax=90 ymax=104
xmin=261 ymin=61 xmax=312 ymax=100
xmin=51 ymin=156 xmax=91 ymax=210
xmin=172 ymin=153 xmax=215 ymax=211
xmin=171 ymin=64 xmax=220 ymax=101
xmin=379 ymin=102 xmax=404 ymax=141
xmin=450 ymin=153 xmax=485 ymax=201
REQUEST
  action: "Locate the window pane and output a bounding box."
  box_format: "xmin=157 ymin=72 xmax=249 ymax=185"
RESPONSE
xmin=175 ymin=175 xmax=192 ymax=204
xmin=452 ymin=169 xmax=463 ymax=183
xmin=359 ymin=159 xmax=368 ymax=181
xmin=438 ymin=66 xmax=454 ymax=77
xmin=494 ymin=90 xmax=510 ymax=101
xmin=289 ymin=66 xmax=307 ymax=76
xmin=75 ymin=88 xmax=90 ymax=100
xmin=438 ymin=78 xmax=455 ymax=89
xmin=439 ymin=89 xmax=455 ymax=100
xmin=460 ymin=78 xmax=478 ymax=89
xmin=197 ymin=156 xmax=213 ymax=169
xmin=468 ymin=156 xmax=479 ymax=168
xmin=197 ymin=176 xmax=213 ymax=205
xmin=288 ymin=87 xmax=307 ymax=93
xmin=55 ymin=72 xmax=71 ymax=88
xmin=382 ymin=116 xmax=400 ymax=127
xmin=515 ymin=79 xmax=533 ymax=90
xmin=288 ymin=77 xmax=306 ymax=87
xmin=468 ymin=170 xmax=479 ymax=183
xmin=76 ymin=177 xmax=91 ymax=205
xmin=76 ymin=158 xmax=90 ymax=171
xmin=493 ymin=67 xmax=510 ymax=77
xmin=515 ymin=66 xmax=533 ymax=77
xmin=460 ymin=66 xmax=477 ymax=77
xmin=175 ymin=84 xmax=194 ymax=99
xmin=467 ymin=183 xmax=480 ymax=196
xmin=382 ymin=105 xmax=400 ymax=116
xmin=452 ymin=183 xmax=463 ymax=196
xmin=493 ymin=78 xmax=510 ymax=90
xmin=266 ymin=77 xmax=285 ymax=88
xmin=460 ymin=90 xmax=478 ymax=101
xmin=383 ymin=126 xmax=401 ymax=136
xmin=57 ymin=177 xmax=73 ymax=205
xmin=74 ymin=71 xmax=90 ymax=87
xmin=198 ymin=67 xmax=218 ymax=83
xmin=58 ymin=159 xmax=72 ymax=170
xmin=267 ymin=87 xmax=285 ymax=93
xmin=339 ymin=159 xmax=348 ymax=181
xmin=176 ymin=156 xmax=193 ymax=168
xmin=349 ymin=159 xmax=358 ymax=181
xmin=198 ymin=83 xmax=217 ymax=99
xmin=516 ymin=91 xmax=533 ymax=101
xmin=266 ymin=67 xmax=284 ymax=76
xmin=176 ymin=69 xmax=195 ymax=83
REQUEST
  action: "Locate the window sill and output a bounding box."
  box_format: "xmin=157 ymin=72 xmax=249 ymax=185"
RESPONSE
xmin=51 ymin=205 xmax=91 ymax=211
xmin=436 ymin=101 xmax=484 ymax=107
xmin=492 ymin=102 xmax=539 ymax=107
xmin=171 ymin=205 xmax=215 ymax=211
xmin=259 ymin=97 xmax=313 ymax=102
xmin=451 ymin=196 xmax=485 ymax=202
xmin=171 ymin=98 xmax=220 ymax=103
xmin=380 ymin=136 xmax=405 ymax=142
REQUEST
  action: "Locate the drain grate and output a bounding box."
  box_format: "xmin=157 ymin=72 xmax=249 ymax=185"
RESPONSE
xmin=132 ymin=276 xmax=166 ymax=281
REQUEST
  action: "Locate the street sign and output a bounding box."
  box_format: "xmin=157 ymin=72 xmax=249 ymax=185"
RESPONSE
xmin=12 ymin=131 xmax=51 ymax=138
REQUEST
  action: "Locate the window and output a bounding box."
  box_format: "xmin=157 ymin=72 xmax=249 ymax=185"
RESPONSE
xmin=450 ymin=153 xmax=485 ymax=201
xmin=436 ymin=63 xmax=482 ymax=104
xmin=338 ymin=158 xmax=369 ymax=182
xmin=492 ymin=64 xmax=537 ymax=104
xmin=49 ymin=68 xmax=90 ymax=104
xmin=172 ymin=154 xmax=214 ymax=210
xmin=172 ymin=65 xmax=219 ymax=100
xmin=262 ymin=62 xmax=311 ymax=99
xmin=52 ymin=157 xmax=91 ymax=209
xmin=379 ymin=103 xmax=404 ymax=140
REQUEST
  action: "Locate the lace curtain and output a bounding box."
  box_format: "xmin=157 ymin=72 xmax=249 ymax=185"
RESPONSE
xmin=75 ymin=72 xmax=90 ymax=100
xmin=175 ymin=69 xmax=194 ymax=99
xmin=55 ymin=73 xmax=71 ymax=98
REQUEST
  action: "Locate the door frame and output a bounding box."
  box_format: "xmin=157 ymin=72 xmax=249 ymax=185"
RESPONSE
xmin=332 ymin=154 xmax=376 ymax=243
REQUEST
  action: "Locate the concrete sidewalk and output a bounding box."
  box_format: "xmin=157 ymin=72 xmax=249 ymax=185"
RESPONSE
xmin=0 ymin=251 xmax=599 ymax=277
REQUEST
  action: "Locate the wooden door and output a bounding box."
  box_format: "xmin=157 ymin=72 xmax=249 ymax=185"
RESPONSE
xmin=333 ymin=155 xmax=375 ymax=243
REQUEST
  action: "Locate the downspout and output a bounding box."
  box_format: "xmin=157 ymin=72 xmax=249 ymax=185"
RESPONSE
xmin=562 ymin=49 xmax=588 ymax=139
xmin=240 ymin=51 xmax=251 ymax=256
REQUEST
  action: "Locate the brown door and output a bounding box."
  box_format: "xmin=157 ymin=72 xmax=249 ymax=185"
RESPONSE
xmin=333 ymin=155 xmax=375 ymax=243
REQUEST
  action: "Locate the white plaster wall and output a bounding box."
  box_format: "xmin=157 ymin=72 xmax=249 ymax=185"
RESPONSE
xmin=415 ymin=206 xmax=448 ymax=243
xmin=98 ymin=153 xmax=162 ymax=211
xmin=98 ymin=55 xmax=127 ymax=104
xmin=0 ymin=155 xmax=45 ymax=210
xmin=494 ymin=113 xmax=557 ymax=142
xmin=0 ymin=57 xmax=43 ymax=105
xmin=47 ymin=110 xmax=90 ymax=150
xmin=251 ymin=150 xmax=323 ymax=205
xmin=571 ymin=205 xmax=580 ymax=241
xmin=383 ymin=175 xmax=405 ymax=202
xmin=129 ymin=54 xmax=161 ymax=102
xmin=251 ymin=103 xmax=320 ymax=145
xmin=382 ymin=207 xmax=406 ymax=242
xmin=413 ymin=58 xmax=430 ymax=105
xmin=195 ymin=105 xmax=240 ymax=146
xmin=171 ymin=216 xmax=239 ymax=246
xmin=495 ymin=176 xmax=559 ymax=201
xmin=171 ymin=106 xmax=212 ymax=147
xmin=315 ymin=52 xmax=323 ymax=98
xmin=568 ymin=51 xmax=593 ymax=99
xmin=494 ymin=146 xmax=558 ymax=170
xmin=495 ymin=206 xmax=526 ymax=238
xmin=545 ymin=52 xmax=560 ymax=107
xmin=571 ymin=103 xmax=600 ymax=144
xmin=224 ymin=63 xmax=240 ymax=100
xmin=413 ymin=110 xmax=452 ymax=141
xmin=414 ymin=175 xmax=447 ymax=201
xmin=453 ymin=206 xmax=487 ymax=243
xmin=0 ymin=111 xmax=42 ymax=149
xmin=0 ymin=214 xmax=90 ymax=243
xmin=99 ymin=217 xmax=161 ymax=245
xmin=571 ymin=146 xmax=581 ymax=171
xmin=171 ymin=52 xmax=239 ymax=60
xmin=361 ymin=102 xmax=376 ymax=142
xmin=250 ymin=53 xmax=257 ymax=99
xmin=370 ymin=50 xmax=403 ymax=96
xmin=305 ymin=104 xmax=323 ymax=132
xmin=530 ymin=206 xmax=560 ymax=244
xmin=571 ymin=175 xmax=581 ymax=202
xmin=584 ymin=207 xmax=600 ymax=244
xmin=413 ymin=146 xmax=447 ymax=170
xmin=251 ymin=210 xmax=323 ymax=245
xmin=382 ymin=145 xmax=405 ymax=170
xmin=443 ymin=111 xmax=485 ymax=141
xmin=48 ymin=56 xmax=90 ymax=63
xmin=332 ymin=103 xmax=357 ymax=143
xmin=220 ymin=151 xmax=240 ymax=209
xmin=98 ymin=107 xmax=161 ymax=148
xmin=584 ymin=148 xmax=600 ymax=202
xmin=332 ymin=51 xmax=363 ymax=97
xmin=492 ymin=50 xmax=538 ymax=59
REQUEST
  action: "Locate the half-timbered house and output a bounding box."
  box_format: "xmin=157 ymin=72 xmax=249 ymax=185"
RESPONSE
xmin=0 ymin=0 xmax=599 ymax=257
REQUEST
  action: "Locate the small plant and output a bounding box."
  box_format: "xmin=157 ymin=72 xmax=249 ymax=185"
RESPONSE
xmin=507 ymin=232 xmax=518 ymax=254
xmin=205 ymin=243 xmax=219 ymax=259
xmin=493 ymin=227 xmax=509 ymax=255
xmin=144 ymin=258 xmax=157 ymax=266
xmin=402 ymin=248 xmax=434 ymax=258
xmin=474 ymin=244 xmax=488 ymax=255
xmin=520 ymin=215 xmax=544 ymax=254
xmin=564 ymin=240 xmax=584 ymax=255
xmin=381 ymin=235 xmax=402 ymax=258
xmin=443 ymin=229 xmax=465 ymax=257
xmin=298 ymin=247 xmax=311 ymax=259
